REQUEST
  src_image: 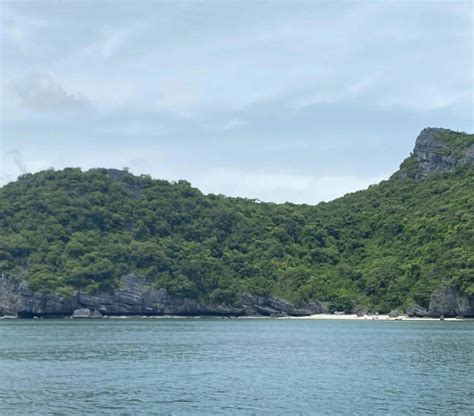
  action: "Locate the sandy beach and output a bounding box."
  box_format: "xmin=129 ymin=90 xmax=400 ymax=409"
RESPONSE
xmin=285 ymin=314 xmax=467 ymax=321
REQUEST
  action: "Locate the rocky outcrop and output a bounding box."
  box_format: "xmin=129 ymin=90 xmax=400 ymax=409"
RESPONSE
xmin=0 ymin=277 xmax=75 ymax=318
xmin=2 ymin=274 xmax=471 ymax=319
xmin=428 ymin=287 xmax=474 ymax=318
xmin=405 ymin=304 xmax=429 ymax=317
xmin=388 ymin=310 xmax=399 ymax=318
xmin=412 ymin=127 xmax=474 ymax=178
xmin=240 ymin=293 xmax=326 ymax=317
xmin=0 ymin=274 xmax=326 ymax=318
xmin=405 ymin=287 xmax=474 ymax=318
xmin=73 ymin=308 xmax=92 ymax=318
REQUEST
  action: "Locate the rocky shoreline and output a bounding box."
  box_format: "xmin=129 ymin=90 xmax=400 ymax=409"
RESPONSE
xmin=1 ymin=274 xmax=473 ymax=319
xmin=0 ymin=274 xmax=326 ymax=319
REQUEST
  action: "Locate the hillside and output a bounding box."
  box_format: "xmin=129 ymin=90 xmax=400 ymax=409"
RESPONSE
xmin=0 ymin=128 xmax=473 ymax=317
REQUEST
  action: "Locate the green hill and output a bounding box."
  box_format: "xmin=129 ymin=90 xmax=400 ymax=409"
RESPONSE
xmin=1 ymin=128 xmax=473 ymax=314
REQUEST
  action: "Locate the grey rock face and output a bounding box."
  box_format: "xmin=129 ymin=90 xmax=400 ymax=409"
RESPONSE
xmin=388 ymin=310 xmax=399 ymax=318
xmin=3 ymin=273 xmax=471 ymax=318
xmin=0 ymin=274 xmax=325 ymax=318
xmin=240 ymin=293 xmax=326 ymax=317
xmin=413 ymin=128 xmax=473 ymax=178
xmin=405 ymin=304 xmax=429 ymax=317
xmin=428 ymin=287 xmax=474 ymax=318
xmin=73 ymin=308 xmax=91 ymax=318
xmin=0 ymin=277 xmax=75 ymax=317
xmin=91 ymin=310 xmax=103 ymax=318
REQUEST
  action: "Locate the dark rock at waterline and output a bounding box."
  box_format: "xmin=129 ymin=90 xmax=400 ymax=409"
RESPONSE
xmin=405 ymin=288 xmax=474 ymax=318
xmin=71 ymin=308 xmax=103 ymax=318
xmin=0 ymin=274 xmax=326 ymax=318
xmin=0 ymin=276 xmax=75 ymax=318
xmin=428 ymin=287 xmax=474 ymax=317
xmin=2 ymin=273 xmax=472 ymax=318
xmin=240 ymin=293 xmax=326 ymax=317
xmin=73 ymin=308 xmax=91 ymax=318
xmin=91 ymin=310 xmax=103 ymax=318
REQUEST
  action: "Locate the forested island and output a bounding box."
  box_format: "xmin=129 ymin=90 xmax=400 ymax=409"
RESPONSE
xmin=0 ymin=127 xmax=473 ymax=318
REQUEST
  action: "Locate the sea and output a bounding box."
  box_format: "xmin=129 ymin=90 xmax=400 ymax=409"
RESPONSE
xmin=0 ymin=318 xmax=472 ymax=415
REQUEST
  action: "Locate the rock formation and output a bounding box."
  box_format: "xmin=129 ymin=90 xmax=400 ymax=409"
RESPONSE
xmin=0 ymin=274 xmax=327 ymax=318
xmin=412 ymin=127 xmax=474 ymax=178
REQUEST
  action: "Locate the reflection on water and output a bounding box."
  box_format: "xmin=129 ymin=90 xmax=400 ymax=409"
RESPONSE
xmin=0 ymin=319 xmax=473 ymax=415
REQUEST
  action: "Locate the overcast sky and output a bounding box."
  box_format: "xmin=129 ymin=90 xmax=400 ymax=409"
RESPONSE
xmin=1 ymin=1 xmax=472 ymax=203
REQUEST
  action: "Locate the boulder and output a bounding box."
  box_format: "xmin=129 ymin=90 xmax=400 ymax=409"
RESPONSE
xmin=91 ymin=309 xmax=103 ymax=318
xmin=73 ymin=308 xmax=91 ymax=318
xmin=354 ymin=305 xmax=368 ymax=316
xmin=405 ymin=304 xmax=428 ymax=317
xmin=428 ymin=287 xmax=474 ymax=318
xmin=388 ymin=310 xmax=399 ymax=318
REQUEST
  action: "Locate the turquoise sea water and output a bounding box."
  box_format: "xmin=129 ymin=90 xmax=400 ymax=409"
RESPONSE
xmin=0 ymin=319 xmax=472 ymax=415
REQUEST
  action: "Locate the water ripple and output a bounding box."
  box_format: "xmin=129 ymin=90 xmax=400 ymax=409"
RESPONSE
xmin=0 ymin=320 xmax=473 ymax=415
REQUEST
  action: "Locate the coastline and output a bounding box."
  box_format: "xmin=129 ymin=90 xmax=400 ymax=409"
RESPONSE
xmin=1 ymin=313 xmax=471 ymax=321
xmin=282 ymin=314 xmax=470 ymax=321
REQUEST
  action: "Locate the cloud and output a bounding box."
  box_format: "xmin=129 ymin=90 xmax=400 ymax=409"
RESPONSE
xmin=289 ymin=73 xmax=381 ymax=110
xmin=77 ymin=25 xmax=137 ymax=60
xmin=191 ymin=168 xmax=388 ymax=204
xmin=0 ymin=145 xmax=166 ymax=188
xmin=59 ymin=77 xmax=138 ymax=109
xmin=0 ymin=138 xmax=388 ymax=204
xmin=203 ymin=117 xmax=247 ymax=132
xmin=154 ymin=79 xmax=201 ymax=114
xmin=8 ymin=73 xmax=90 ymax=112
xmin=1 ymin=1 xmax=472 ymax=203
xmin=1 ymin=8 xmax=49 ymax=49
xmin=380 ymin=86 xmax=472 ymax=113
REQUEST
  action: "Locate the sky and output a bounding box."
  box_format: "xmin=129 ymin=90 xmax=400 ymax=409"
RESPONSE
xmin=0 ymin=0 xmax=472 ymax=204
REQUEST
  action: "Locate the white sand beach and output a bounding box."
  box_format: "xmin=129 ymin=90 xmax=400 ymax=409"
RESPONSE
xmin=285 ymin=314 xmax=465 ymax=321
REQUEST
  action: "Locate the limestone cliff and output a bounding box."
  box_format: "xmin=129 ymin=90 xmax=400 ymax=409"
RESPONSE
xmin=0 ymin=274 xmax=326 ymax=318
xmin=405 ymin=287 xmax=474 ymax=318
xmin=397 ymin=127 xmax=474 ymax=179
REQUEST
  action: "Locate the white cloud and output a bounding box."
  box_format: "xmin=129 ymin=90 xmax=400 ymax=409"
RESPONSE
xmin=154 ymin=79 xmax=201 ymax=114
xmin=1 ymin=8 xmax=49 ymax=49
xmin=0 ymin=144 xmax=168 ymax=187
xmin=191 ymin=168 xmax=388 ymax=204
xmin=76 ymin=24 xmax=138 ymax=60
xmin=1 ymin=1 xmax=471 ymax=203
xmin=204 ymin=118 xmax=247 ymax=132
xmin=97 ymin=120 xmax=171 ymax=138
xmin=59 ymin=77 xmax=138 ymax=109
xmin=0 ymin=143 xmax=388 ymax=204
xmin=290 ymin=73 xmax=381 ymax=110
xmin=380 ymin=86 xmax=472 ymax=113
xmin=7 ymin=72 xmax=90 ymax=112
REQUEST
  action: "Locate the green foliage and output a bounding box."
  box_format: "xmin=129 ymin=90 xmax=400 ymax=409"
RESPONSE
xmin=1 ymin=134 xmax=473 ymax=313
xmin=435 ymin=130 xmax=474 ymax=158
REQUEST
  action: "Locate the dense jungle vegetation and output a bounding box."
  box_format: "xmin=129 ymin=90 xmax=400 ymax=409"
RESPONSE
xmin=1 ymin=130 xmax=472 ymax=312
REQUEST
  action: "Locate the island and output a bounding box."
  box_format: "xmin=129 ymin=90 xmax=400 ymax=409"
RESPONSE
xmin=1 ymin=128 xmax=473 ymax=319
